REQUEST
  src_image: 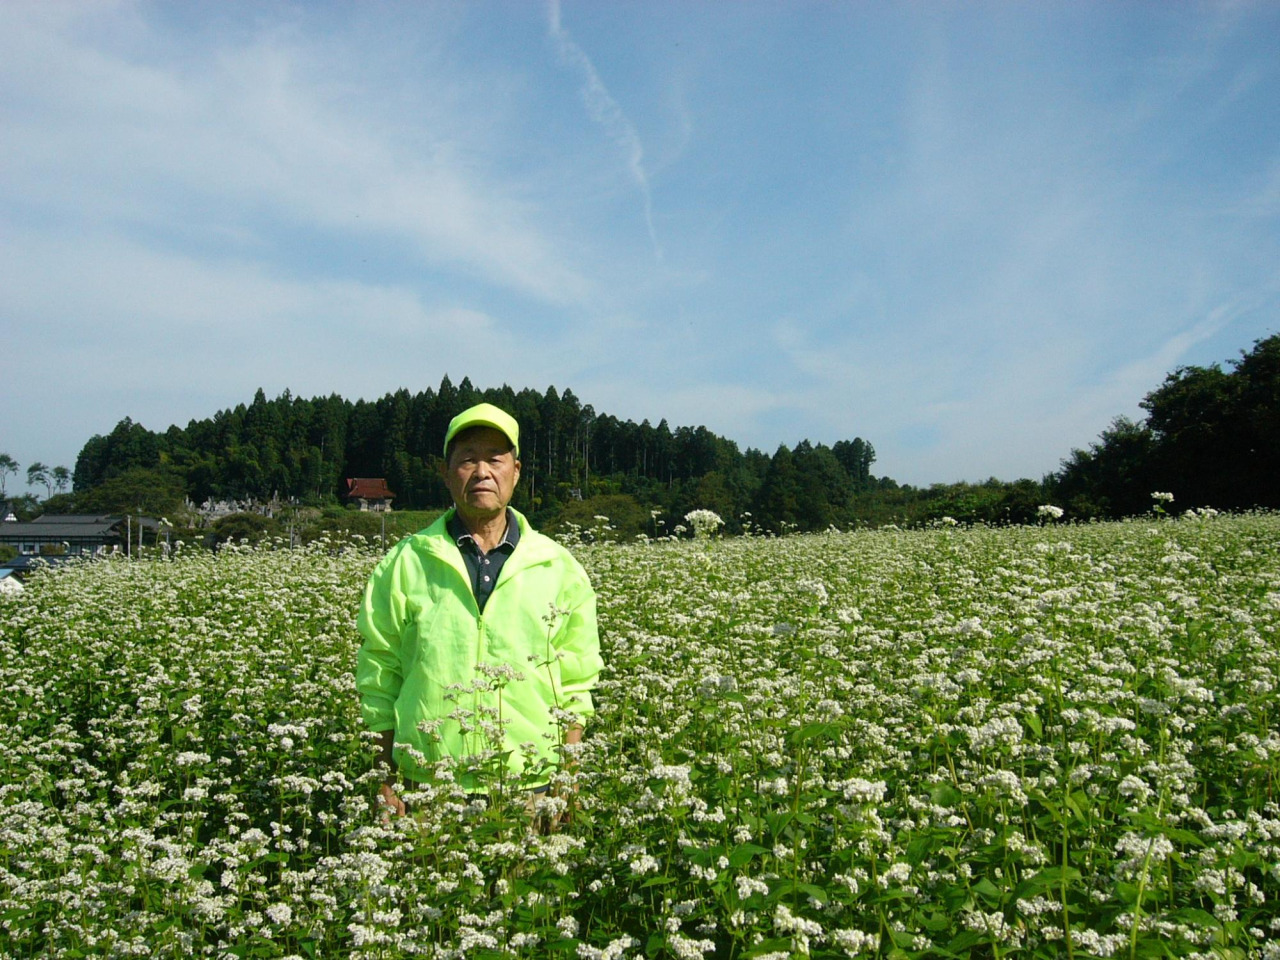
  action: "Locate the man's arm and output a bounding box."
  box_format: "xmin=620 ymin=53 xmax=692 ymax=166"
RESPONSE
xmin=375 ymin=729 xmax=405 ymax=816
xmin=357 ymin=553 xmax=407 ymax=814
xmin=553 ymin=565 xmax=603 ymax=724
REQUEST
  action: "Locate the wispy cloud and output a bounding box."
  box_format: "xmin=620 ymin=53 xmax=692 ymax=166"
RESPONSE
xmin=547 ymin=0 xmax=662 ymax=261
xmin=0 ymin=3 xmax=589 ymax=305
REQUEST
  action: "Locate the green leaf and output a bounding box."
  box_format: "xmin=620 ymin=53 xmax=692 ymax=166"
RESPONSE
xmin=921 ymin=911 xmax=951 ymax=933
xmin=1229 ymin=849 xmax=1263 ymax=870
xmin=1161 ymin=827 xmax=1205 ymax=847
xmin=1015 ymin=864 xmax=1081 ymax=899
xmin=972 ymin=877 xmax=1003 ymax=903
xmin=1114 ymin=880 xmax=1141 ymax=904
xmin=796 ymin=882 xmax=828 ymax=904
xmin=1066 ymin=790 xmax=1090 ymax=819
xmin=906 ymin=834 xmax=932 ymax=865
xmin=1024 ymin=712 xmax=1043 ymax=738
xmin=873 ymin=888 xmax=912 ymax=902
xmin=729 ymin=843 xmax=769 ymax=867
xmin=746 ymin=939 xmax=794 ymax=956
xmin=1132 ymin=936 xmax=1176 ymax=959
xmin=1167 ymin=906 xmax=1219 ymax=927
xmin=947 ymin=930 xmax=985 ymax=953
xmin=929 ymin=782 xmax=963 ymax=807
xmin=941 ymin=886 xmax=971 ymax=912
xmin=764 ymin=812 xmax=794 ymax=837
xmin=791 ymin=722 xmax=841 ymax=745
xmin=890 ymin=928 xmax=918 ymax=947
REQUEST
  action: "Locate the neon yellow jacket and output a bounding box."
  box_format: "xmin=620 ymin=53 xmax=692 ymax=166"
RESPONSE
xmin=355 ymin=508 xmax=600 ymax=786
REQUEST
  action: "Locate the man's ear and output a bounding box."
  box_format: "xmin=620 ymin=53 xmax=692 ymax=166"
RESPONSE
xmin=512 ymin=458 xmax=522 ymax=486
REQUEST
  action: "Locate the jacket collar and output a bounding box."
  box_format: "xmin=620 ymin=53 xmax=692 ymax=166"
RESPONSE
xmin=419 ymin=506 xmax=557 ymax=573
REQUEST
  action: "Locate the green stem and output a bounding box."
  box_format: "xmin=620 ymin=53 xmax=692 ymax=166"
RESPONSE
xmin=1060 ymin=817 xmax=1074 ymax=960
xmin=1127 ymin=795 xmax=1167 ymax=960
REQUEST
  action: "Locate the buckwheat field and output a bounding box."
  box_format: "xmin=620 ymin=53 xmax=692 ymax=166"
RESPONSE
xmin=3 ymin=514 xmax=1279 ymax=959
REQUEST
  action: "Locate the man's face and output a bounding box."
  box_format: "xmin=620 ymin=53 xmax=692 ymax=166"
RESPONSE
xmin=443 ymin=427 xmax=521 ymax=521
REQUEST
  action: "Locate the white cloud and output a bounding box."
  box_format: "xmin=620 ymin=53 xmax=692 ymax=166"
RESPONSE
xmin=547 ymin=0 xmax=662 ymax=261
xmin=0 ymin=3 xmax=589 ymax=305
xmin=1 ymin=224 xmax=525 ymax=473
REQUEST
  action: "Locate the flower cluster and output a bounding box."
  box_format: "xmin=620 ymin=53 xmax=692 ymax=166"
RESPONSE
xmin=683 ymin=509 xmax=724 ymax=539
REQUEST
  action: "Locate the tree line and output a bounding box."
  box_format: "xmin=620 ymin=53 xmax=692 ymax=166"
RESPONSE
xmin=1049 ymin=333 xmax=1279 ymax=518
xmin=64 ymin=377 xmax=884 ymax=536
xmin=14 ymin=333 xmax=1277 ymax=535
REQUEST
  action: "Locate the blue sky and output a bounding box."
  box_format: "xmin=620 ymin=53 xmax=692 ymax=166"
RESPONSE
xmin=3 ymin=0 xmax=1278 ymax=494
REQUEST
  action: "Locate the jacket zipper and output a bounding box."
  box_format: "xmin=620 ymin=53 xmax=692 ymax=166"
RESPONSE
xmin=473 ymin=611 xmax=483 ymax=761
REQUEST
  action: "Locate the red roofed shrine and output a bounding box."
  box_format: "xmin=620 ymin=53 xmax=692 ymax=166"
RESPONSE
xmin=345 ymin=478 xmax=395 ymax=512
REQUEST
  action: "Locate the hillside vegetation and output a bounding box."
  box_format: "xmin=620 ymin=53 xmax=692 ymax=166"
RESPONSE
xmin=10 ymin=333 xmax=1277 ymax=533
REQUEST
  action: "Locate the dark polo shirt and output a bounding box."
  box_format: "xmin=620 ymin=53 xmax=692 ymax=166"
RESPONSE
xmin=446 ymin=508 xmax=521 ymax=613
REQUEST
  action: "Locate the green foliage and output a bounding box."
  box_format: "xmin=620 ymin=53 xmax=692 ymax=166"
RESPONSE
xmin=6 ymin=494 xmax=41 ymax=521
xmin=0 ymin=544 xmax=15 ymax=563
xmin=1055 ymin=333 xmax=1280 ymax=516
xmin=545 ymin=494 xmax=650 ymax=542
xmin=299 ymin=509 xmax=444 ymax=548
xmin=0 ymin=453 xmax=17 ymax=498
xmin=33 ymin=493 xmax=78 ymax=516
xmin=51 ymin=331 xmax=1280 ymax=534
xmin=208 ymin=511 xmax=281 ymax=545
xmin=753 ymin=444 xmax=801 ymax=531
xmin=76 ymin=466 xmax=187 ymax=517
xmin=70 ymin=377 xmax=884 ymax=533
xmin=25 ymin=461 xmax=51 ymax=500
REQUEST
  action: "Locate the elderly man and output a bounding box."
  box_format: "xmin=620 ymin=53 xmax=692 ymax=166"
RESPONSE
xmin=356 ymin=402 xmax=602 ymax=816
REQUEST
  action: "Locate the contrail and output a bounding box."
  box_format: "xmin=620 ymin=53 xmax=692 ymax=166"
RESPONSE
xmin=548 ymin=0 xmax=663 ymax=261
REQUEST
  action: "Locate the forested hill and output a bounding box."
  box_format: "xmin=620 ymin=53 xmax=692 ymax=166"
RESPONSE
xmin=70 ymin=377 xmax=882 ymax=533
xmin=59 ymin=333 xmax=1280 ymax=534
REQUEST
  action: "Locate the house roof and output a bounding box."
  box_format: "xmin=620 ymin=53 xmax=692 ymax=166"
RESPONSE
xmin=31 ymin=514 xmax=119 ymax=524
xmin=0 ymin=554 xmax=84 ymax=574
xmin=0 ymin=520 xmax=120 ymax=540
xmin=346 ymin=478 xmax=395 ymax=500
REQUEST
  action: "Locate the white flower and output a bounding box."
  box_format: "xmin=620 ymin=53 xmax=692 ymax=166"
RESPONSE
xmin=557 ymin=915 xmax=580 ymax=938
xmin=832 ymin=928 xmax=878 ymax=956
xmin=684 ymin=509 xmax=724 ymax=538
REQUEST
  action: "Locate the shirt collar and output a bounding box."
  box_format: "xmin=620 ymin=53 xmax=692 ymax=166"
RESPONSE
xmin=447 ymin=507 xmax=520 ymax=552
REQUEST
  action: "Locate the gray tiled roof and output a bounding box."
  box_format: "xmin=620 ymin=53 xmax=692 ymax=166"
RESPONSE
xmin=0 ymin=520 xmax=119 ymax=540
xmin=31 ymin=514 xmax=118 ymax=525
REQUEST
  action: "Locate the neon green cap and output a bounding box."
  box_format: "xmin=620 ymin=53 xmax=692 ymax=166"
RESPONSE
xmin=443 ymin=403 xmax=520 ymax=459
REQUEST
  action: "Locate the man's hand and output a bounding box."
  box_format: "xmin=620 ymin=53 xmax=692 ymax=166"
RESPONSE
xmin=375 ymin=729 xmax=404 ymax=817
xmin=378 ymin=781 xmax=406 ymax=818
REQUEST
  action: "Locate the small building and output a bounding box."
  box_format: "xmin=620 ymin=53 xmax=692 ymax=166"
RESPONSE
xmin=0 ymin=514 xmax=124 ymax=557
xmin=345 ymin=478 xmax=395 ymax=512
xmin=0 ymin=513 xmax=164 ymax=558
xmin=0 ymin=553 xmax=82 ymax=584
